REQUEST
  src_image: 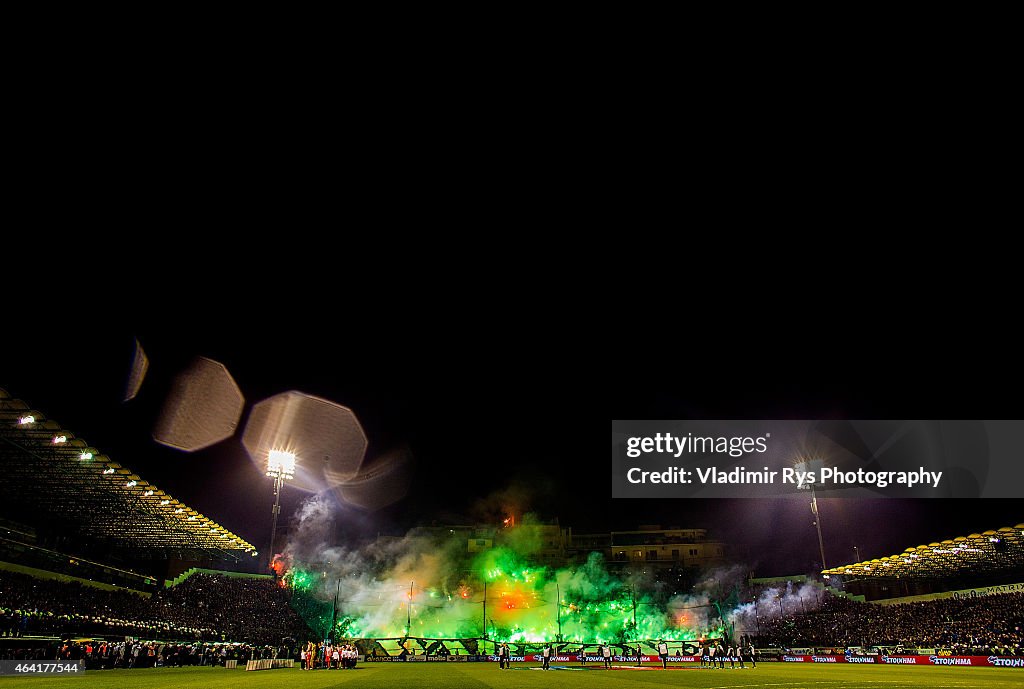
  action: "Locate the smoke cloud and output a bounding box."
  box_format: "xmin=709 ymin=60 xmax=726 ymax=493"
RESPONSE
xmin=277 ymin=494 xmax=825 ymax=646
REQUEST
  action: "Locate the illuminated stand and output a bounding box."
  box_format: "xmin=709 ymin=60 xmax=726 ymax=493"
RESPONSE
xmin=266 ymin=450 xmax=296 ymax=565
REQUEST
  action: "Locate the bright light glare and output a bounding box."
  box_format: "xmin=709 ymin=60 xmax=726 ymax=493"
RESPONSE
xmin=52 ymin=435 xmax=67 ymax=444
xmin=160 ymin=499 xmax=170 ymax=505
xmin=103 ymin=468 xmax=115 ymax=474
xmin=79 ymin=452 xmax=93 ymax=460
xmin=266 ymin=450 xmax=296 ymax=478
xmin=125 ymin=480 xmax=137 ymax=487
xmin=18 ymin=415 xmax=35 ymax=425
xmin=143 ymin=490 xmax=154 ymax=496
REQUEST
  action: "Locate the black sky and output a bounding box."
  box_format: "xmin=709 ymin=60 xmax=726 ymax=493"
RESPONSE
xmin=2 ymin=321 xmax=1019 ymax=577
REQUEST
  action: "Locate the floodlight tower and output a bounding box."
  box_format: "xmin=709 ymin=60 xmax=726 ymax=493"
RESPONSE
xmin=266 ymin=450 xmax=296 ymax=567
xmin=795 ymin=459 xmax=827 ymax=571
xmin=808 ymin=483 xmax=827 ymax=570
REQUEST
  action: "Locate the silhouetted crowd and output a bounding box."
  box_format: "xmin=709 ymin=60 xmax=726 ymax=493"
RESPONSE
xmin=0 ymin=639 xmax=284 ymax=668
xmin=755 ymin=591 xmax=1023 ymax=655
xmin=0 ymin=571 xmax=311 ymax=645
xmin=155 ymin=573 xmax=310 ymax=644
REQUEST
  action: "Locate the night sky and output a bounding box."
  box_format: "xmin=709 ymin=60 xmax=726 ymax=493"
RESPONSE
xmin=2 ymin=323 xmax=1019 ymax=576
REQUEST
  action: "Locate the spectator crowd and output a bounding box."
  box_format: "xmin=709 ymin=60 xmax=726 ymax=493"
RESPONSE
xmin=0 ymin=571 xmax=311 ymax=646
xmin=3 ymin=569 xmax=1021 ymax=661
xmin=1 ymin=639 xmax=284 ymax=668
xmin=754 ymin=591 xmax=1023 ymax=656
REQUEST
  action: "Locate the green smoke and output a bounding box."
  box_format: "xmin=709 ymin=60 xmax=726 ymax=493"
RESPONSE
xmin=285 ymin=523 xmax=727 ymax=643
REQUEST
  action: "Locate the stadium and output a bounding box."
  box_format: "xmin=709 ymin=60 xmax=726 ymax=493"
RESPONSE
xmin=0 ymin=336 xmax=1021 ymax=689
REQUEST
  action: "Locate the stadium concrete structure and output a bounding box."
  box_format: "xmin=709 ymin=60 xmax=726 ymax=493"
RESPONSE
xmin=823 ymin=522 xmax=1024 ymax=600
xmin=0 ymin=389 xmax=257 ymax=590
xmin=592 ymin=526 xmax=727 ymax=570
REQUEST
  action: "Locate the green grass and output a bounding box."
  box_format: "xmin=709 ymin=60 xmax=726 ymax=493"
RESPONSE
xmin=0 ymin=662 xmax=1020 ymax=688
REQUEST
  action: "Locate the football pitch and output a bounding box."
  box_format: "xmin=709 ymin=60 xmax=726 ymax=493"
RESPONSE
xmin=1 ymin=663 xmax=1020 ymax=689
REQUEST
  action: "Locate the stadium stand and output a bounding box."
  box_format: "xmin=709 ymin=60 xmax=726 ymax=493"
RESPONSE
xmin=754 ymin=590 xmax=1022 ymax=655
xmin=1 ymin=638 xmax=286 ymax=668
xmin=0 ymin=569 xmax=311 ymax=645
xmin=823 ymin=523 xmax=1024 ymax=599
xmin=0 ymin=388 xmax=315 ymax=669
xmin=0 ymin=389 xmax=256 ymax=563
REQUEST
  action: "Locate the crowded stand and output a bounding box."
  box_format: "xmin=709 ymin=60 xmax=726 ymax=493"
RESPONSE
xmin=754 ymin=591 xmax=1023 ymax=655
xmin=4 ymin=563 xmax=1022 ymax=664
xmin=0 ymin=570 xmax=311 ymax=646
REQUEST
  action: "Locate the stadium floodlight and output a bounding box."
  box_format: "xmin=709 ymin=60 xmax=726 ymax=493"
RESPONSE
xmin=17 ymin=415 xmax=35 ymax=425
xmin=103 ymin=468 xmax=116 ymax=474
xmin=160 ymin=499 xmax=170 ymax=505
xmin=242 ymin=392 xmax=367 ymax=493
xmin=144 ymin=490 xmax=154 ymax=496
xmin=52 ymin=435 xmax=67 ymax=444
xmin=266 ymin=449 xmax=297 ymax=569
xmin=175 ymin=508 xmax=184 ymax=513
xmin=125 ymin=480 xmax=137 ymax=487
xmin=79 ymin=452 xmax=93 ymax=460
xmin=266 ymin=450 xmax=296 ymax=479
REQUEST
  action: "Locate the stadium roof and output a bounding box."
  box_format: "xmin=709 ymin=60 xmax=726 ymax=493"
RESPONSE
xmin=0 ymin=388 xmax=257 ymax=560
xmin=822 ymin=523 xmax=1023 ymax=580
